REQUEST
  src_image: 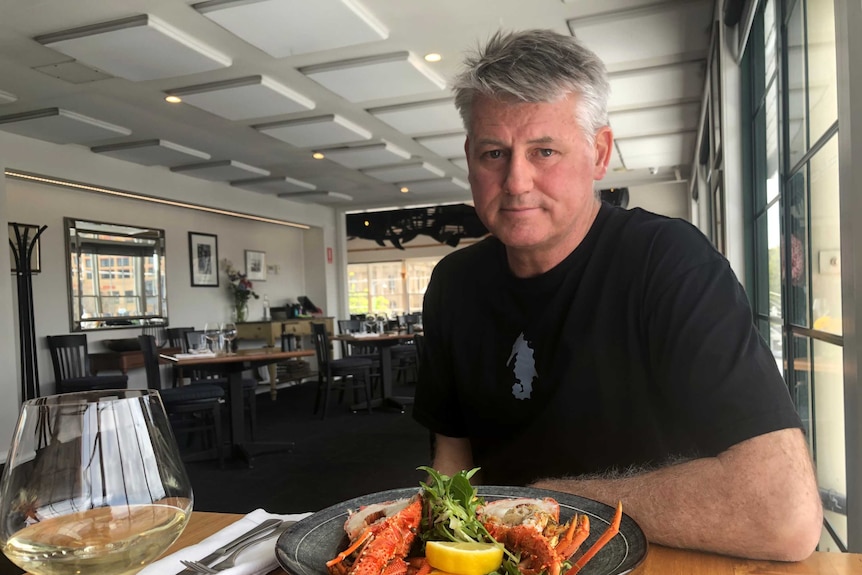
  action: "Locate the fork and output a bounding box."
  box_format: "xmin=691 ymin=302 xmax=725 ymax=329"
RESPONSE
xmin=180 ymin=523 xmax=291 ymax=573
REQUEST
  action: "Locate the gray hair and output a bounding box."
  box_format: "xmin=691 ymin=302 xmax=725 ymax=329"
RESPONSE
xmin=452 ymin=29 xmax=610 ymax=141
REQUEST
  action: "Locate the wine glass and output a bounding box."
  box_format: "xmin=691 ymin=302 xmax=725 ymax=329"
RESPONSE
xmin=221 ymin=321 xmax=237 ymax=354
xmin=203 ymin=322 xmax=221 ymax=352
xmin=0 ymin=389 xmax=193 ymax=575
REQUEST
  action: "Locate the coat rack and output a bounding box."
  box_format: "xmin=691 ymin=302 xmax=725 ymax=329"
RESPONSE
xmin=9 ymin=222 xmax=47 ymax=401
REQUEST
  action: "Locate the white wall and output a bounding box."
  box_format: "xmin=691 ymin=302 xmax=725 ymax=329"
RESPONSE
xmin=626 ymin=181 xmax=690 ymax=220
xmin=0 ymin=131 xmax=344 ymax=459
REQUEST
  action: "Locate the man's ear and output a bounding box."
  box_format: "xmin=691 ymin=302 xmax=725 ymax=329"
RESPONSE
xmin=592 ymin=126 xmax=614 ymax=181
xmin=463 ymin=136 xmax=471 ymax=168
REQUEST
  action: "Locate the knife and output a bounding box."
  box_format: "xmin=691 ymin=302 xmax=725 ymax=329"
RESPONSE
xmin=174 ymin=517 xmax=283 ymax=575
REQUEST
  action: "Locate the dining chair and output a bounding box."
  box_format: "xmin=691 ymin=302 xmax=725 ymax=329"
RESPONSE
xmin=46 ymin=334 xmax=129 ymax=394
xmin=166 ymin=327 xmax=195 ymax=387
xmin=310 ymin=322 xmax=374 ymax=419
xmin=336 ymin=319 xmax=382 ymax=391
xmin=138 ymin=334 xmax=225 ymax=467
xmin=184 ymin=330 xmax=259 ymax=441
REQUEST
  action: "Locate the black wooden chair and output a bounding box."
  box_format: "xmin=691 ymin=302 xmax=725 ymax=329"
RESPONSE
xmin=311 ymin=322 xmax=374 ymax=419
xmin=138 ymin=334 xmax=225 ymax=466
xmin=166 ymin=327 xmax=195 ymax=387
xmin=337 ymin=319 xmax=382 ymax=394
xmin=46 ymin=334 xmax=129 ymax=394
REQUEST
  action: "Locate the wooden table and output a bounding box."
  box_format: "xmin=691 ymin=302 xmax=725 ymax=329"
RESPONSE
xmin=160 ymin=512 xmax=862 ymax=575
xmin=90 ymin=347 xmax=181 ymax=374
xmin=332 ymin=333 xmax=414 ymax=412
xmin=162 ymin=348 xmax=314 ymax=467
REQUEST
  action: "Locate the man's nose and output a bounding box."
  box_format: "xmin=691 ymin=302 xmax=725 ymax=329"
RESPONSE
xmin=503 ymin=154 xmax=532 ymax=195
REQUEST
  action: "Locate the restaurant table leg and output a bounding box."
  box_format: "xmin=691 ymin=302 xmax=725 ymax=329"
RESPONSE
xmin=225 ymin=363 xmax=294 ymax=468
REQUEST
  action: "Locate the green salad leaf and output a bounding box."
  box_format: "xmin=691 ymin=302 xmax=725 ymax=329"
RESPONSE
xmin=417 ymin=466 xmax=520 ymax=574
xmin=418 ymin=466 xmax=491 ymax=543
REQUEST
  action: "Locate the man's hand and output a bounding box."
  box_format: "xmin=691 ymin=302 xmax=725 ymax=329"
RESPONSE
xmin=531 ymin=428 xmax=822 ymax=561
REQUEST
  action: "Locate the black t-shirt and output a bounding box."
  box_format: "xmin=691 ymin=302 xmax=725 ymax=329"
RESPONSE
xmin=413 ymin=203 xmax=801 ymax=486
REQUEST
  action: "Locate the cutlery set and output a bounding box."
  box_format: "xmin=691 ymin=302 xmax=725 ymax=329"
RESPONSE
xmin=176 ymin=519 xmax=293 ymax=574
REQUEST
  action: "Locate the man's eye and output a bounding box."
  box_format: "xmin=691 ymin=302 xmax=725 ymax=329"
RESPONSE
xmin=538 ymin=148 xmax=555 ymax=157
xmin=482 ymin=150 xmax=504 ymax=159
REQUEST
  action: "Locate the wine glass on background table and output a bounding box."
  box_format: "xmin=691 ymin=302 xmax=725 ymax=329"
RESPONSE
xmin=204 ymin=322 xmax=221 ymax=353
xmin=222 ymin=322 xmax=237 ymax=354
xmin=0 ymin=390 xmax=193 ymax=575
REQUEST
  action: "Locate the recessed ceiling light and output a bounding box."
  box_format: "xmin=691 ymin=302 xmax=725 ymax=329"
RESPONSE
xmin=400 ymin=186 xmax=409 ymax=193
xmin=364 ymin=220 xmax=370 ymax=226
xmin=312 ymin=152 xmax=325 ymax=160
xmin=424 ymin=53 xmax=442 ymax=63
xmin=165 ymin=95 xmax=182 ymax=104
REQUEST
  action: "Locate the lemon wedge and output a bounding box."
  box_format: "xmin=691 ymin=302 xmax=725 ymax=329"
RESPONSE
xmin=425 ymin=541 xmax=504 ymax=575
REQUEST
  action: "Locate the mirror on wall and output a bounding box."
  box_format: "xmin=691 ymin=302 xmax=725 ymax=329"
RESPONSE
xmin=64 ymin=217 xmax=168 ymax=331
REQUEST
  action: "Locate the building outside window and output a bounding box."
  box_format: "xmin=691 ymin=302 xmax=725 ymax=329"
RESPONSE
xmin=348 ymin=257 xmax=440 ymax=317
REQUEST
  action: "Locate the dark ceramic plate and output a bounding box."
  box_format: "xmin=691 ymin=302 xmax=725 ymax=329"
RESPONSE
xmin=275 ymin=486 xmax=647 ymax=575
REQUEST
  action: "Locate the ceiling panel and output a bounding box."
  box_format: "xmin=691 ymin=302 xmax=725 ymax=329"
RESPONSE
xmin=399 ymin=178 xmax=469 ymax=194
xmin=370 ymin=99 xmax=463 ymax=135
xmin=416 ymin=133 xmax=466 ymax=157
xmin=608 ymin=61 xmax=705 ymax=110
xmin=0 ymin=90 xmax=18 ymax=104
xmin=35 ymin=15 xmax=231 ymax=81
xmin=301 ymin=52 xmax=446 ymax=103
xmin=323 ymin=142 xmax=411 ymax=169
xmin=609 ymin=102 xmax=701 ymax=139
xmin=362 ymin=161 xmax=445 ymax=183
xmin=231 ymin=175 xmax=316 ymax=194
xmin=568 ymin=0 xmax=713 ymax=68
xmin=91 ymin=139 xmax=210 ymax=166
xmin=168 ymin=76 xmax=315 ymax=120
xmin=255 ymin=114 xmax=372 ymax=148
xmin=195 ymin=0 xmax=387 ymax=57
xmin=616 ymin=132 xmax=698 ymax=170
xmin=278 ymin=190 xmax=354 ymax=203
xmin=0 ymin=108 xmax=131 ymax=144
xmin=170 ymin=159 xmax=269 ymax=181
xmin=449 ymin=158 xmax=468 ymax=172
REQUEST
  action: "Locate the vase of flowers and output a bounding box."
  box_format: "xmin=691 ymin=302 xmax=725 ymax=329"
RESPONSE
xmin=221 ymin=259 xmax=259 ymax=323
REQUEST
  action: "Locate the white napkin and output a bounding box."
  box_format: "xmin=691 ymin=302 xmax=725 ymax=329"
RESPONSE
xmin=350 ymin=333 xmax=377 ymax=338
xmin=174 ymin=351 xmax=217 ymax=359
xmin=140 ymin=509 xmax=311 ymax=575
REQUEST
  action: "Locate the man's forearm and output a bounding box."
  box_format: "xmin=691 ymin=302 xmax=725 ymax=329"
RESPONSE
xmin=531 ymin=430 xmax=822 ymax=561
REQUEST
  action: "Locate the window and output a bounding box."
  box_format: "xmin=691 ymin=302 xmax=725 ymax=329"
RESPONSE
xmin=348 ymin=257 xmax=440 ymax=317
xmin=744 ymin=0 xmax=844 ymax=551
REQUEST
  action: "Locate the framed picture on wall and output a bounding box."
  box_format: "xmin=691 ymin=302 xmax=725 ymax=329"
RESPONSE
xmin=245 ymin=250 xmax=266 ymax=281
xmin=9 ymin=223 xmax=42 ymax=274
xmin=189 ymin=232 xmax=219 ymax=287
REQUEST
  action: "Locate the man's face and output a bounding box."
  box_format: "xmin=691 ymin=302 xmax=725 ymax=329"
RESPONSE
xmin=466 ymin=93 xmax=612 ymax=267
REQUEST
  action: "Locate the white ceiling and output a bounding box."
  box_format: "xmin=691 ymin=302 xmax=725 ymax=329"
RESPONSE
xmin=0 ymin=0 xmax=715 ymax=210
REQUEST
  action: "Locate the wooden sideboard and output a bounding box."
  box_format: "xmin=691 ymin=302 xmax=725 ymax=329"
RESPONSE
xmin=236 ymin=318 xmax=334 ymax=398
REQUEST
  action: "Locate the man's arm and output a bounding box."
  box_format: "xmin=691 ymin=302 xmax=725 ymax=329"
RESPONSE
xmin=531 ymin=428 xmax=822 ymax=561
xmin=432 ymin=434 xmax=475 ymax=476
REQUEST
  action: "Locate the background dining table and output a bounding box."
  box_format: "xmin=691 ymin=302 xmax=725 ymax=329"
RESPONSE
xmin=157 ymin=511 xmax=862 ymax=575
xmin=161 ymin=347 xmax=314 ymax=467
xmin=332 ymin=332 xmax=414 ymax=412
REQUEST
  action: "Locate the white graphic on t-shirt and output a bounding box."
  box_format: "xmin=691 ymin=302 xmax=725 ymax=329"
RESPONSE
xmin=507 ymin=332 xmax=537 ymax=400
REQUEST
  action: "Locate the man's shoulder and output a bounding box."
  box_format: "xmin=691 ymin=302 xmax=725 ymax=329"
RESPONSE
xmin=603 ymin=206 xmax=718 ymax=259
xmin=435 ymin=236 xmax=501 ymax=273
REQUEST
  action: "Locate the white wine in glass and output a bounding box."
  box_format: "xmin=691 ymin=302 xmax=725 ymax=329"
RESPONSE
xmin=0 ymin=390 xmax=193 ymax=575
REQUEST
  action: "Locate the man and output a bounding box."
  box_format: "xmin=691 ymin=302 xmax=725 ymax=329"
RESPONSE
xmin=412 ymin=29 xmax=822 ymax=561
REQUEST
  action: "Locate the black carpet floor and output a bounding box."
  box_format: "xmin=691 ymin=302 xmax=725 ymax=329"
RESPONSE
xmin=184 ymin=379 xmax=433 ymax=515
